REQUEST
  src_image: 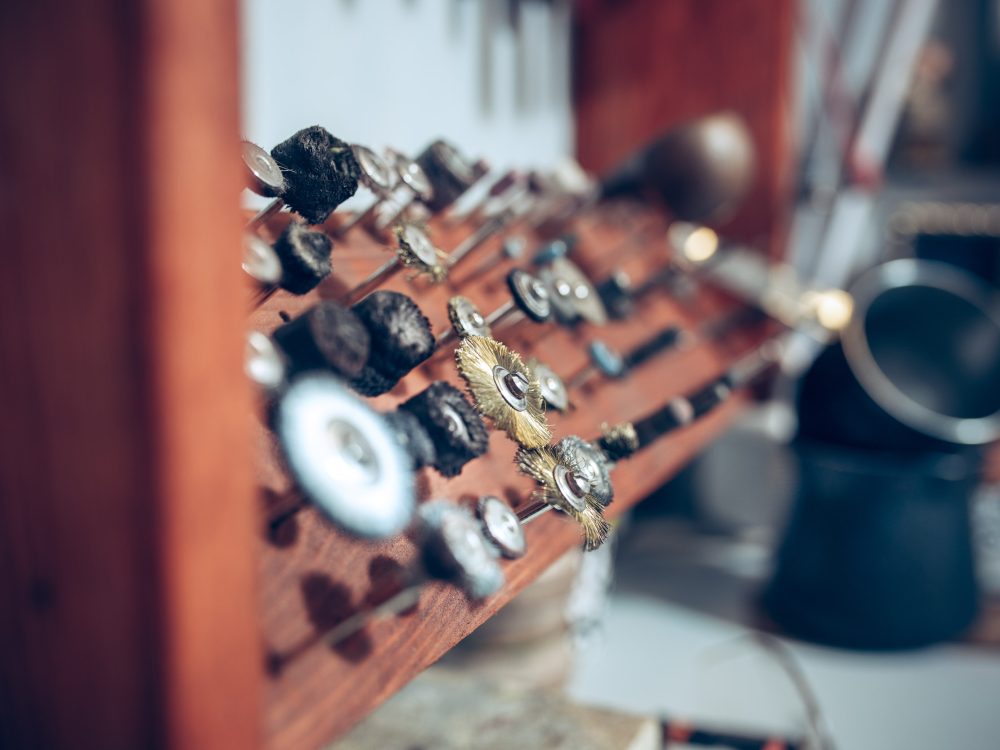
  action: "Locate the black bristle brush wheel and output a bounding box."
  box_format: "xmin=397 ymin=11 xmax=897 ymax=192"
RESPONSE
xmin=399 ymin=381 xmax=490 ymax=477
xmin=348 ymin=291 xmax=435 ymax=395
xmin=270 ymin=125 xmax=361 ymax=224
xmin=272 ymin=221 xmax=334 ymax=294
xmin=271 ymin=300 xmax=370 ymax=379
xmin=382 ymin=409 xmax=438 ymax=472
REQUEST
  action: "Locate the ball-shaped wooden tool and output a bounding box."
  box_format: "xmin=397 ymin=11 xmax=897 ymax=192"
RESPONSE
xmin=642 ymin=112 xmax=755 ymax=224
xmin=601 ymin=112 xmax=755 ymax=225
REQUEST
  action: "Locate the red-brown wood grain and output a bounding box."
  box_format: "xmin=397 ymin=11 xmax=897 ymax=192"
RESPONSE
xmin=573 ymin=0 xmax=797 ymax=256
xmin=0 ymin=2 xmax=261 ymax=748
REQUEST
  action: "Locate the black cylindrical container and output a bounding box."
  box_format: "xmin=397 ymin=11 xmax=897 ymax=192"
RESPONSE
xmin=761 ymin=440 xmax=981 ymax=650
xmin=797 ymin=259 xmax=1000 ymax=450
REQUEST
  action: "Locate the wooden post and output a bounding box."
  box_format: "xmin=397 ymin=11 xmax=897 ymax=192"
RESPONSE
xmin=0 ymin=2 xmax=261 ymax=748
xmin=574 ymin=0 xmax=796 ymax=255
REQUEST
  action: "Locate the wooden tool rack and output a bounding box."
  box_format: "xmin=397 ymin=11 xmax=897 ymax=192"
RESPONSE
xmin=253 ymin=206 xmax=769 ymax=747
xmin=0 ymin=1 xmax=793 ymax=748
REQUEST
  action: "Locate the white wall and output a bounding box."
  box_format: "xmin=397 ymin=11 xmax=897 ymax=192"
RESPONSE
xmin=240 ymin=0 xmax=573 ymax=204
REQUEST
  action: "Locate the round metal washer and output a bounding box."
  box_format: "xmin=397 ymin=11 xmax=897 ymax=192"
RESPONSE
xmin=552 ymin=462 xmax=589 ymax=513
xmin=245 ymin=331 xmax=286 ymax=392
xmin=242 ymin=234 xmax=283 ymax=285
xmin=529 ymin=359 xmax=569 ymax=412
xmin=448 ymin=296 xmax=491 ymax=339
xmin=492 ymin=365 xmax=530 ymax=412
xmin=393 ymin=152 xmax=434 ymax=201
xmin=352 ymin=144 xmax=396 ymax=194
xmin=477 ymin=495 xmax=526 ymax=559
xmin=557 ymin=435 xmax=614 ymax=507
xmin=507 ymin=269 xmax=552 ymax=323
xmin=241 ymin=140 xmax=285 ymax=197
xmin=544 ymin=257 xmax=608 ymax=326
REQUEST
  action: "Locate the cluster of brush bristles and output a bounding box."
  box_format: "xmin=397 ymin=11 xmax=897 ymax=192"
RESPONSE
xmin=455 ymin=336 xmax=551 ymax=449
xmin=514 ymin=446 xmax=610 ymax=551
xmin=394 ymin=226 xmax=448 ymax=283
xmin=454 ymin=335 xmax=611 ymax=550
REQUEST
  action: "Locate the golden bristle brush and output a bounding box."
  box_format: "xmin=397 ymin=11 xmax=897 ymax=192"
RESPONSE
xmin=455 ymin=335 xmax=551 ymax=449
xmin=514 ymin=445 xmax=610 ymax=551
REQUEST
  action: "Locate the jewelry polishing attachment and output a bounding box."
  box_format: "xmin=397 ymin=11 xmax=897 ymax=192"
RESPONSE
xmin=271 ymin=300 xmax=370 ymax=380
xmin=372 ymin=149 xmax=436 ymax=231
xmin=414 ymin=139 xmax=488 ymax=213
xmin=432 ymin=296 xmax=492 ymax=354
xmin=342 ymin=223 xmax=447 ymax=306
xmin=452 ymin=169 xmax=527 ymax=224
xmin=514 ymin=445 xmax=610 ymax=551
xmin=325 ymin=380 xmax=486 ymax=477
xmin=477 ymin=495 xmax=527 ymax=559
xmin=442 ymin=181 xmax=529 ymax=271
xmin=556 ymin=435 xmax=614 ymax=507
xmin=433 ymin=269 xmax=552 ymax=359
xmin=243 ymin=223 xmax=334 ymax=307
xmin=528 ymin=358 xmax=570 ymax=413
xmin=348 ymin=290 xmax=436 ymax=397
xmin=597 ymin=334 xmax=787 ymax=462
xmin=247 ymin=126 xmax=361 ymax=228
xmin=538 ymin=256 xmax=608 ymax=327
xmin=334 ymin=144 xmax=399 ymax=234
xmin=568 ymin=324 xmax=687 ymax=390
xmin=571 ymin=305 xmax=767 ymax=391
xmin=491 ymin=269 xmax=554 ymax=328
xmin=397 ymin=381 xmax=490 ymax=477
xmin=241 ymin=140 xmax=286 ymax=197
xmin=271 ymin=373 xmax=415 ymax=540
xmin=455 ymin=335 xmax=551 ymax=448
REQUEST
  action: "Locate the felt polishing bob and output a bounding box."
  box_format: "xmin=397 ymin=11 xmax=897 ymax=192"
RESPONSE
xmin=455 ymin=334 xmax=551 ymax=449
xmin=271 ymin=373 xmax=415 ymax=540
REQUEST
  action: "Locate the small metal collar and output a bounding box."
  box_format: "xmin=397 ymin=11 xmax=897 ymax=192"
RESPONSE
xmin=244 ymin=331 xmax=286 ymax=392
xmin=553 ymin=463 xmax=589 ymax=513
xmin=478 ymin=496 xmax=526 ymax=559
xmin=541 ymin=257 xmax=607 ymax=326
xmin=241 ymin=140 xmax=285 ymax=196
xmin=492 ymin=365 xmax=530 ymax=412
xmin=509 ymin=269 xmax=552 ymax=323
xmin=393 ymin=152 xmax=434 ymax=200
xmin=448 ymin=296 xmax=491 ymax=339
xmin=529 ymin=359 xmax=569 ymax=412
xmin=352 ymin=144 xmax=396 ymax=194
xmin=242 ymin=234 xmax=283 ymax=285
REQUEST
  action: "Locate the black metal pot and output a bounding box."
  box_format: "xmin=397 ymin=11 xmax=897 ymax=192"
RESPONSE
xmin=797 ymin=259 xmax=1000 ymax=450
xmin=761 ymin=440 xmax=981 ymax=650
